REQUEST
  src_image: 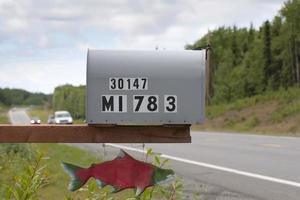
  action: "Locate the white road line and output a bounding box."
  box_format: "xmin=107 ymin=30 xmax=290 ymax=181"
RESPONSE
xmin=106 ymin=143 xmax=300 ymax=188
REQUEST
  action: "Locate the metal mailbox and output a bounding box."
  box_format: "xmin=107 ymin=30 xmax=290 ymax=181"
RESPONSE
xmin=86 ymin=50 xmax=206 ymax=125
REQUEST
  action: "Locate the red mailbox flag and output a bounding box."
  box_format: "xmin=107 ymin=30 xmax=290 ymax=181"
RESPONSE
xmin=62 ymin=150 xmax=174 ymax=196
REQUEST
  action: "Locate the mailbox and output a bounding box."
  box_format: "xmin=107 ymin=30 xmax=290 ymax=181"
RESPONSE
xmin=86 ymin=50 xmax=206 ymax=125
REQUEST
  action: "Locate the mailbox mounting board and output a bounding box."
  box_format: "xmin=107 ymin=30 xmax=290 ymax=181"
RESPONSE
xmin=87 ymin=50 xmax=205 ymax=125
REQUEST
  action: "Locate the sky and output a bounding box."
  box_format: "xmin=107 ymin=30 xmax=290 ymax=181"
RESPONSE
xmin=0 ymin=0 xmax=286 ymax=94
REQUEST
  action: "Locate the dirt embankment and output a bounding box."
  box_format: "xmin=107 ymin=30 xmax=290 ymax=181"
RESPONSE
xmin=194 ymin=88 xmax=300 ymax=136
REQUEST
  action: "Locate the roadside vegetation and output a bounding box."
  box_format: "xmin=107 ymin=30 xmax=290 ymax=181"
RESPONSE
xmin=0 ymin=88 xmax=50 ymax=107
xmin=52 ymin=85 xmax=85 ymax=119
xmin=0 ymin=144 xmax=185 ymax=199
xmin=28 ymin=106 xmax=52 ymax=124
xmin=186 ymin=0 xmax=300 ymax=105
xmin=0 ymin=106 xmax=9 ymax=123
xmin=194 ymin=87 xmax=300 ymax=136
xmin=51 ymin=84 xmax=300 ymax=135
xmin=0 ymin=143 xmax=102 ymax=199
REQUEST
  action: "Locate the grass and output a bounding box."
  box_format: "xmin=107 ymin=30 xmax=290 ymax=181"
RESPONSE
xmin=35 ymin=143 xmax=104 ymax=199
xmin=224 ymin=115 xmax=260 ymax=132
xmin=36 ymin=144 xmax=172 ymax=199
xmin=0 ymin=106 xmax=9 ymax=123
xmin=207 ymin=87 xmax=300 ymax=119
xmin=0 ymin=144 xmax=179 ymax=199
xmin=73 ymin=119 xmax=85 ymax=124
xmin=197 ymin=87 xmax=300 ymax=136
xmin=270 ymin=100 xmax=300 ymax=123
xmin=28 ymin=106 xmax=52 ymax=124
xmin=0 ymin=143 xmax=136 ymax=199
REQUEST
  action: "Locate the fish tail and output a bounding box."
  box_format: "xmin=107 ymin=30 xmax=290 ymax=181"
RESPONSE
xmin=62 ymin=162 xmax=91 ymax=191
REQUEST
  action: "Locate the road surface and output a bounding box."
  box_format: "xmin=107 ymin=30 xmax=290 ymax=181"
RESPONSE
xmin=8 ymin=108 xmax=30 ymax=125
xmin=8 ymin=108 xmax=300 ymax=200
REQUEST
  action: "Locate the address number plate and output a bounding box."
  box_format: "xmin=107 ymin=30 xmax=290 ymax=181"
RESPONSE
xmin=109 ymin=77 xmax=148 ymax=90
xmin=102 ymin=77 xmax=177 ymax=113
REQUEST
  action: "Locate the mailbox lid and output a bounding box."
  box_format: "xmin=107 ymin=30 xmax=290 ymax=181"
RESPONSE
xmin=87 ymin=50 xmax=205 ymax=125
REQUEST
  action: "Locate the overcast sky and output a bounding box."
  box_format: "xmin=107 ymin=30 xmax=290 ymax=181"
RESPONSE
xmin=0 ymin=0 xmax=286 ymax=94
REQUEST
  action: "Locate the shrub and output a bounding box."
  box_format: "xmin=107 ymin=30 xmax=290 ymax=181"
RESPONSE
xmin=0 ymin=144 xmax=49 ymax=200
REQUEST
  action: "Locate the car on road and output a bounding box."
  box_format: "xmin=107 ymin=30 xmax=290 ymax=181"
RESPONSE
xmin=54 ymin=111 xmax=73 ymax=124
xmin=30 ymin=117 xmax=41 ymax=124
xmin=47 ymin=115 xmax=55 ymax=124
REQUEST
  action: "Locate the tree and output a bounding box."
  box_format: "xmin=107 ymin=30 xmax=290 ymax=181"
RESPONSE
xmin=263 ymin=20 xmax=272 ymax=89
xmin=184 ymin=0 xmax=300 ymax=104
xmin=281 ymin=0 xmax=300 ymax=86
xmin=248 ymin=23 xmax=255 ymax=46
xmin=52 ymin=85 xmax=86 ymax=119
xmin=271 ymin=16 xmax=283 ymax=90
xmin=231 ymin=26 xmax=240 ymax=67
xmin=0 ymin=88 xmax=48 ymax=106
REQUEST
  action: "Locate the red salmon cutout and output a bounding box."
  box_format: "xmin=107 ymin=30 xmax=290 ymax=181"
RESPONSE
xmin=62 ymin=149 xmax=174 ymax=196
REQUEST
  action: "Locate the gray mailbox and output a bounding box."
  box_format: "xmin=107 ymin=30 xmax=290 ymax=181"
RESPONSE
xmin=86 ymin=50 xmax=206 ymax=125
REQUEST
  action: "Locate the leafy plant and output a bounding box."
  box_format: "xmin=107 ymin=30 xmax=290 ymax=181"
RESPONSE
xmin=270 ymin=100 xmax=300 ymax=123
xmin=4 ymin=153 xmax=50 ymax=200
xmin=0 ymin=144 xmax=36 ymax=159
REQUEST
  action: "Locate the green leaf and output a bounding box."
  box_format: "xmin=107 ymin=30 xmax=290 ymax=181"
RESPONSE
xmin=146 ymin=148 xmax=153 ymax=156
xmin=154 ymin=156 xmax=160 ymax=166
xmin=161 ymin=159 xmax=170 ymax=167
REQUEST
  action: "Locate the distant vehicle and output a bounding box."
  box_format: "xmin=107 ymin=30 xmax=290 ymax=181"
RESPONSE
xmin=47 ymin=115 xmax=55 ymax=124
xmin=30 ymin=117 xmax=41 ymax=124
xmin=54 ymin=111 xmax=73 ymax=124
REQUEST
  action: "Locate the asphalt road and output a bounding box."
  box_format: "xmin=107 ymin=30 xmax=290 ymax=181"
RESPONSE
xmin=8 ymin=108 xmax=31 ymax=125
xmin=8 ymin=108 xmax=300 ymax=200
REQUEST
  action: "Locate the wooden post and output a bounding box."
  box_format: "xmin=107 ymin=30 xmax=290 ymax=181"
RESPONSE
xmin=205 ymin=31 xmax=212 ymax=105
xmin=0 ymin=124 xmax=191 ymax=143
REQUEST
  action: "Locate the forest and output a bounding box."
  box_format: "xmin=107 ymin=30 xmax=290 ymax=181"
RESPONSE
xmin=186 ymin=0 xmax=300 ymax=104
xmin=0 ymin=88 xmax=50 ymax=106
xmin=52 ymin=84 xmax=85 ymax=119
